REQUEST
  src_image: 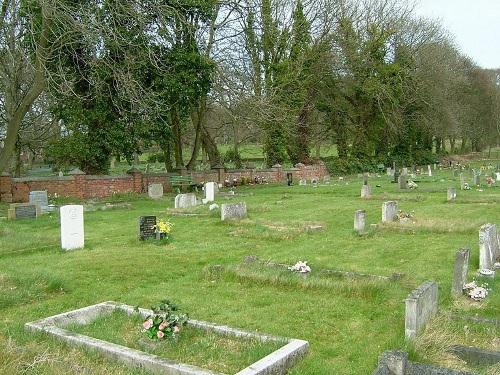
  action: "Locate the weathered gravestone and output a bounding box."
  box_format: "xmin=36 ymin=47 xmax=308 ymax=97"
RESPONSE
xmin=473 ymin=170 xmax=480 ymax=186
xmin=60 ymin=205 xmax=84 ymax=251
xmin=29 ymin=191 xmax=49 ymax=213
xmin=174 ymin=193 xmax=197 ymax=209
xmin=451 ymin=248 xmax=470 ymax=296
xmin=427 ymin=165 xmax=432 ymax=177
xmin=386 ymin=167 xmax=392 ymax=176
xmin=354 ymin=210 xmax=366 ymax=233
xmin=405 ymin=281 xmax=438 ymax=340
xmin=447 ymin=187 xmax=457 ymax=201
xmin=361 ymin=185 xmax=371 ymax=198
xmin=479 ymin=223 xmax=499 ymax=272
xmin=460 ymin=173 xmax=466 ymax=190
xmin=221 ymin=202 xmax=247 ymax=221
xmin=299 ymin=179 xmax=307 ymax=186
xmin=138 ymin=216 xmax=157 ymax=241
xmin=203 ymin=182 xmax=216 ymax=203
xmin=398 ymin=174 xmax=408 ymax=190
xmin=382 ymin=201 xmax=398 ymax=222
xmin=8 ymin=203 xmax=41 ymax=220
xmin=147 ymin=184 xmax=163 ymax=200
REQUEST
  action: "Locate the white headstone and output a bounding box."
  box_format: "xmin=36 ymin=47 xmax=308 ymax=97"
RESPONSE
xmin=29 ymin=191 xmax=49 ymax=213
xmin=60 ymin=205 xmax=84 ymax=251
xmin=175 ymin=193 xmax=197 ymax=209
xmin=361 ymin=185 xmax=371 ymax=198
xmin=148 ymin=184 xmax=163 ymax=200
xmin=447 ymin=187 xmax=456 ymax=201
xmin=427 ymin=165 xmax=432 ymax=177
xmin=382 ymin=201 xmax=398 ymax=222
xmin=496 ymin=172 xmax=500 ymax=181
xmin=204 ymin=182 xmax=216 ymax=203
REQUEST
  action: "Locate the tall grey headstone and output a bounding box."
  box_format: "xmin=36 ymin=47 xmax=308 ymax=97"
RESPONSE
xmin=361 ymin=185 xmax=371 ymax=198
xmin=148 ymin=184 xmax=163 ymax=200
xmin=405 ymin=281 xmax=438 ymax=340
xmin=473 ymin=172 xmax=480 ymax=186
xmin=398 ymin=175 xmax=408 ymax=190
xmin=221 ymin=202 xmax=247 ymax=221
xmin=382 ymin=201 xmax=398 ymax=222
xmin=60 ymin=205 xmax=84 ymax=251
xmin=479 ymin=223 xmax=499 ymax=271
xmin=354 ymin=210 xmax=366 ymax=233
xmin=451 ymin=248 xmax=470 ymax=295
xmin=29 ymin=191 xmax=49 ymax=213
xmin=174 ymin=193 xmax=197 ymax=209
xmin=447 ymin=187 xmax=456 ymax=201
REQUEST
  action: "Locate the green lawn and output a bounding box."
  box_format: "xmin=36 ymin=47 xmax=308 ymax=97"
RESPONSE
xmin=0 ymin=167 xmax=499 ymax=374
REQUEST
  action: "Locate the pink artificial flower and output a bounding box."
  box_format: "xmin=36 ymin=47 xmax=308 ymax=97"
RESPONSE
xmin=157 ymin=330 xmax=165 ymax=339
xmin=143 ymin=319 xmax=153 ymax=330
xmin=159 ymin=321 xmax=169 ymax=331
xmin=173 ymin=326 xmax=181 ymax=333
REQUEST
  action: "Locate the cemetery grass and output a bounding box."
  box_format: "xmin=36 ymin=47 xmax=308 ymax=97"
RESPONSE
xmin=0 ymin=169 xmax=499 ymax=374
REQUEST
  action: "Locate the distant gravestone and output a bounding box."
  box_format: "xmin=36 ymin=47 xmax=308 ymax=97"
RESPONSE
xmin=427 ymin=165 xmax=432 ymax=177
xmin=148 ymin=184 xmax=163 ymax=200
xmin=29 ymin=191 xmax=49 ymax=213
xmin=174 ymin=193 xmax=197 ymax=209
xmin=460 ymin=173 xmax=465 ymax=190
xmin=311 ymin=178 xmax=319 ymax=187
xmin=354 ymin=210 xmax=366 ymax=233
xmin=323 ymin=175 xmax=331 ymax=184
xmin=299 ymin=179 xmax=307 ymax=186
xmin=451 ymin=248 xmax=470 ymax=296
xmin=8 ymin=203 xmax=41 ymax=220
xmin=382 ymin=201 xmax=398 ymax=222
xmin=386 ymin=167 xmax=392 ymax=176
xmin=473 ymin=171 xmax=480 ymax=186
xmin=447 ymin=187 xmax=457 ymax=201
xmin=286 ymin=173 xmax=293 ymax=186
xmin=138 ymin=216 xmax=157 ymax=241
xmin=405 ymin=281 xmax=438 ymax=340
xmin=398 ymin=175 xmax=408 ymax=190
xmin=496 ymin=172 xmax=500 ymax=181
xmin=401 ymin=167 xmax=408 ymax=175
xmin=221 ymin=202 xmax=247 ymax=221
xmin=204 ymin=182 xmax=216 ymax=203
xmin=60 ymin=205 xmax=84 ymax=251
xmin=479 ymin=223 xmax=499 ymax=271
xmin=361 ymin=185 xmax=371 ymax=198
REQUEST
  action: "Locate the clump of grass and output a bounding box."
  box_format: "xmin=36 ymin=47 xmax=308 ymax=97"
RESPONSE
xmin=379 ymin=217 xmax=481 ymax=234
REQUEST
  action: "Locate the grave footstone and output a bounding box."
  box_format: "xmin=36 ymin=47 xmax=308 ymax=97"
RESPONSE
xmin=8 ymin=203 xmax=41 ymax=220
xmin=479 ymin=223 xmax=499 ymax=272
xmin=447 ymin=187 xmax=457 ymax=201
xmin=138 ymin=216 xmax=157 ymax=241
xmin=221 ymin=202 xmax=247 ymax=221
xmin=29 ymin=191 xmax=49 ymax=213
xmin=405 ymin=281 xmax=438 ymax=340
xmin=60 ymin=205 xmax=84 ymax=251
xmin=148 ymin=184 xmax=163 ymax=200
xmin=174 ymin=193 xmax=197 ymax=209
xmin=354 ymin=210 xmax=366 ymax=233
xmin=451 ymin=248 xmax=470 ymax=295
xmin=382 ymin=201 xmax=398 ymax=222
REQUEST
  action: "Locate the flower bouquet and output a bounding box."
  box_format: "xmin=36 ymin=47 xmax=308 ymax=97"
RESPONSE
xmin=142 ymin=300 xmax=188 ymax=340
xmin=153 ymin=219 xmax=173 ymax=241
xmin=288 ymin=261 xmax=311 ymax=274
xmin=463 ymin=280 xmax=490 ymax=301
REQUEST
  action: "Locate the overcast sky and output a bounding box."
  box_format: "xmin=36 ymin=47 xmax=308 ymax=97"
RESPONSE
xmin=414 ymin=0 xmax=500 ymax=69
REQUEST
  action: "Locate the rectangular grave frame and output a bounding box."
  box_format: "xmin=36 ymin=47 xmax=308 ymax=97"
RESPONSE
xmin=25 ymin=301 xmax=309 ymax=375
xmin=8 ymin=202 xmax=41 ymax=220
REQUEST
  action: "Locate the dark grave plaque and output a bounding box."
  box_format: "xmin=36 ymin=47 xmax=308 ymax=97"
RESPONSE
xmin=139 ymin=216 xmax=157 ymax=240
xmin=15 ymin=204 xmax=38 ymax=219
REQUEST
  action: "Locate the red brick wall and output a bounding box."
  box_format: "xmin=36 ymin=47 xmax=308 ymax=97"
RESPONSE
xmin=0 ymin=163 xmax=329 ymax=203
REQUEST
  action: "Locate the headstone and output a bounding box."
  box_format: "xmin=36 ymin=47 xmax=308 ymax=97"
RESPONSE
xmin=138 ymin=216 xmax=157 ymax=241
xmin=60 ymin=205 xmax=84 ymax=251
xmin=286 ymin=173 xmax=293 ymax=186
xmin=58 ymin=171 xmax=64 ymax=177
xmin=361 ymin=185 xmax=371 ymax=198
xmin=354 ymin=210 xmax=366 ymax=233
xmin=299 ymin=179 xmax=307 ymax=186
xmin=447 ymin=187 xmax=456 ymax=201
xmin=427 ymin=165 xmax=432 ymax=177
xmin=311 ymin=178 xmax=319 ymax=187
xmin=398 ymin=175 xmax=408 ymax=190
xmin=148 ymin=184 xmax=163 ymax=200
xmin=386 ymin=167 xmax=392 ymax=176
xmin=479 ymin=223 xmax=499 ymax=271
xmin=496 ymin=172 xmax=500 ymax=181
xmin=209 ymin=203 xmax=219 ymax=211
xmin=204 ymin=182 xmax=216 ymax=203
xmin=323 ymin=175 xmax=331 ymax=184
xmin=451 ymin=248 xmax=470 ymax=295
xmin=405 ymin=281 xmax=438 ymax=339
xmin=393 ymin=171 xmax=399 ymax=183
xmin=174 ymin=193 xmax=197 ymax=209
xmin=221 ymin=202 xmax=247 ymax=221
xmin=460 ymin=174 xmax=465 ymax=190
xmin=402 ymin=167 xmax=408 ymax=175
xmin=8 ymin=203 xmax=41 ymax=220
xmin=433 ymin=163 xmax=437 ymax=170
xmin=473 ymin=171 xmax=480 ymax=186
xmin=382 ymin=201 xmax=398 ymax=222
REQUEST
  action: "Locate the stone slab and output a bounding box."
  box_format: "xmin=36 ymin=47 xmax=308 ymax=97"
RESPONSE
xmin=448 ymin=345 xmax=500 ymax=366
xmin=354 ymin=210 xmax=366 ymax=233
xmin=148 ymin=184 xmax=164 ymax=200
xmin=175 ymin=193 xmax=198 ymax=209
xmin=405 ymin=281 xmax=438 ymax=340
xmin=221 ymin=202 xmax=247 ymax=221
xmin=8 ymin=203 xmax=41 ymax=220
xmin=382 ymin=201 xmax=398 ymax=222
xmin=138 ymin=216 xmax=157 ymax=241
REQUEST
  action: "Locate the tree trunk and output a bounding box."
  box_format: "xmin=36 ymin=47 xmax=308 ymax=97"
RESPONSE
xmin=171 ymin=108 xmax=184 ymax=168
xmin=449 ymin=138 xmax=456 ymax=154
xmin=460 ymin=138 xmax=467 ymax=153
xmin=201 ymin=123 xmax=221 ymax=168
xmin=186 ymin=99 xmax=206 ymax=170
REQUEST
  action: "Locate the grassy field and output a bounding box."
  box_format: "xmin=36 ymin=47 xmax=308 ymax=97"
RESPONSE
xmin=0 ymin=166 xmax=499 ymax=374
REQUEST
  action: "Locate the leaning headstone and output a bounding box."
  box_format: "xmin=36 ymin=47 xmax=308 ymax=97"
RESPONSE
xmin=299 ymin=179 xmax=307 ymax=186
xmin=138 ymin=216 xmax=157 ymax=241
xmin=221 ymin=202 xmax=247 ymax=221
xmin=148 ymin=184 xmax=163 ymax=200
xmin=174 ymin=193 xmax=197 ymax=209
xmin=479 ymin=223 xmax=499 ymax=271
xmin=382 ymin=201 xmax=398 ymax=222
xmin=203 ymin=182 xmax=216 ymax=203
xmin=427 ymin=165 xmax=432 ymax=177
xmin=60 ymin=205 xmax=84 ymax=251
xmin=354 ymin=210 xmax=366 ymax=233
xmin=452 ymin=248 xmax=470 ymax=295
xmin=29 ymin=191 xmax=49 ymax=213
xmin=447 ymin=187 xmax=457 ymax=201
xmin=398 ymin=175 xmax=408 ymax=190
xmin=405 ymin=281 xmax=438 ymax=340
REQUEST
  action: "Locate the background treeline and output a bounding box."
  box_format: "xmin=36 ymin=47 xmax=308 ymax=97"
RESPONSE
xmin=0 ymin=0 xmax=499 ymax=175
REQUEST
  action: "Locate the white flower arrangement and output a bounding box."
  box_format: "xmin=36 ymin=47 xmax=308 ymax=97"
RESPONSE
xmin=408 ymin=180 xmax=418 ymax=189
xmin=288 ymin=261 xmax=311 ymax=273
xmin=463 ymin=280 xmax=490 ymax=301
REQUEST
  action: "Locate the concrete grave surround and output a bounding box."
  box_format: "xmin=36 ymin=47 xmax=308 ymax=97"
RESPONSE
xmin=25 ymin=302 xmax=309 ymax=375
xmin=221 ymin=202 xmax=247 ymax=221
xmin=354 ymin=210 xmax=366 ymax=233
xmin=60 ymin=205 xmax=84 ymax=251
xmin=451 ymin=248 xmax=470 ymax=295
xmin=8 ymin=203 xmax=41 ymax=220
xmin=405 ymin=281 xmax=438 ymax=340
xmin=29 ymin=190 xmax=49 ymax=212
xmin=479 ymin=223 xmax=499 ymax=271
xmin=175 ymin=193 xmax=198 ymax=209
xmin=148 ymin=184 xmax=164 ymax=200
xmin=447 ymin=187 xmax=457 ymax=202
xmin=382 ymin=201 xmax=398 ymax=223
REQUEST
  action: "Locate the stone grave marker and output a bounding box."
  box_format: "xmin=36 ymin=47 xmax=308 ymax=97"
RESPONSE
xmin=221 ymin=202 xmax=247 ymax=221
xmin=174 ymin=193 xmax=197 ymax=209
xmin=147 ymin=183 xmax=163 ymax=200
xmin=138 ymin=216 xmax=157 ymax=241
xmin=402 ymin=167 xmax=408 ymax=175
xmin=323 ymin=175 xmax=331 ymax=184
xmin=398 ymin=174 xmax=408 ymax=190
xmin=311 ymin=178 xmax=319 ymax=187
xmin=479 ymin=223 xmax=499 ymax=271
xmin=427 ymin=165 xmax=432 ymax=177
xmin=29 ymin=191 xmax=49 ymax=213
xmin=60 ymin=205 xmax=84 ymax=251
xmin=473 ymin=170 xmax=480 ymax=186
xmin=451 ymin=248 xmax=470 ymax=295
xmin=354 ymin=210 xmax=366 ymax=233
xmin=447 ymin=187 xmax=457 ymax=201
xmin=386 ymin=167 xmax=392 ymax=176
xmin=405 ymin=281 xmax=438 ymax=340
xmin=361 ymin=175 xmax=371 ymax=198
xmin=299 ymin=179 xmax=307 ymax=186
xmin=460 ymin=173 xmax=465 ymax=190
xmin=496 ymin=172 xmax=500 ymax=181
xmin=8 ymin=203 xmax=41 ymax=220
xmin=286 ymin=173 xmax=293 ymax=186
xmin=382 ymin=201 xmax=398 ymax=222
xmin=203 ymin=182 xmax=216 ymax=203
